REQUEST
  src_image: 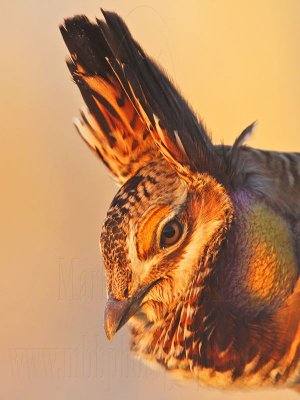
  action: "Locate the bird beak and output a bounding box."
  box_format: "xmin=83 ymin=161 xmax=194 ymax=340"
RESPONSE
xmin=104 ymin=279 xmax=161 ymax=340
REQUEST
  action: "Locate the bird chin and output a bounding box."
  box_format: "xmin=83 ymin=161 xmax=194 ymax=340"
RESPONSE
xmin=128 ymin=307 xmax=158 ymax=335
xmin=138 ymin=299 xmax=170 ymax=323
xmin=130 ymin=310 xmax=151 ymax=326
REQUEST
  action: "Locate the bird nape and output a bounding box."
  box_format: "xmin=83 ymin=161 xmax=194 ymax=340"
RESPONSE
xmin=60 ymin=9 xmax=300 ymax=391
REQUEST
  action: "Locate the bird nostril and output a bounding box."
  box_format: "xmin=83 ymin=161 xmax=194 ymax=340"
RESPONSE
xmin=123 ymin=288 xmax=129 ymax=298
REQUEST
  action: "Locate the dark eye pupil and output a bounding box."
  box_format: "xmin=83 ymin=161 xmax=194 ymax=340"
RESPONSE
xmin=160 ymin=219 xmax=183 ymax=247
xmin=163 ymin=226 xmax=176 ymax=238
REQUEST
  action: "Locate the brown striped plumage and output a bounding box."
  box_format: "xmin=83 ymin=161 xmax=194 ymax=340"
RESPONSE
xmin=60 ymin=10 xmax=300 ymax=391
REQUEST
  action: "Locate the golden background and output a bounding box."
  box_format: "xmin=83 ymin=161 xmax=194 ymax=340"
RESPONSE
xmin=1 ymin=1 xmax=300 ymax=399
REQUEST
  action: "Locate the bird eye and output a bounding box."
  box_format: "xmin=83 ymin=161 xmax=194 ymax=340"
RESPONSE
xmin=160 ymin=219 xmax=183 ymax=248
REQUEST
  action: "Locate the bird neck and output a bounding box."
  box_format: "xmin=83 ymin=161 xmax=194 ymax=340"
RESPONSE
xmin=222 ymin=190 xmax=298 ymax=316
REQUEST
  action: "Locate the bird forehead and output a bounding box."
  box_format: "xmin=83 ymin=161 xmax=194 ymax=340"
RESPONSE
xmin=108 ymin=160 xmax=182 ymax=219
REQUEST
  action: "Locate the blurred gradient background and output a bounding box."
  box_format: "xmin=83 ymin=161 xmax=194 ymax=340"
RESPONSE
xmin=1 ymin=1 xmax=300 ymax=399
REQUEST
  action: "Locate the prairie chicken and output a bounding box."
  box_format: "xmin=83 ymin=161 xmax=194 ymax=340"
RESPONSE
xmin=60 ymin=10 xmax=300 ymax=391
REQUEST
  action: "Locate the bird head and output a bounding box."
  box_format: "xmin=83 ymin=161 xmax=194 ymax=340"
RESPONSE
xmin=101 ymin=159 xmax=233 ymax=339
